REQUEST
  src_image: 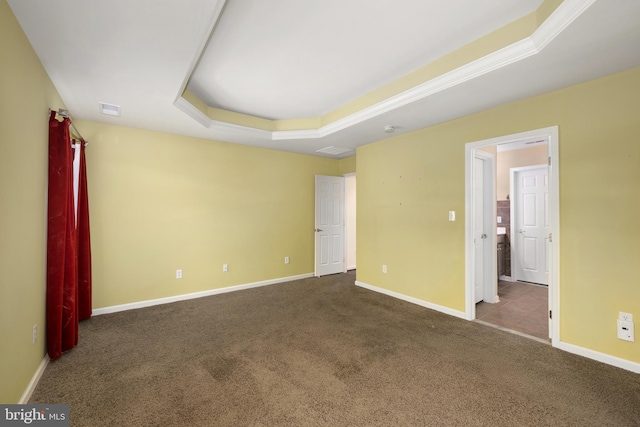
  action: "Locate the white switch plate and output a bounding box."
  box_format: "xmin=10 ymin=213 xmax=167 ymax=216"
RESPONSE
xmin=223 ymin=264 xmax=228 ymax=272
xmin=382 ymin=264 xmax=387 ymax=273
xmin=284 ymin=256 xmax=289 ymax=264
xmin=32 ymin=324 xmax=37 ymax=344
xmin=176 ymin=269 xmax=182 ymax=279
xmin=497 ymin=216 xmax=502 ymax=223
xmin=619 ymin=312 xmax=633 ymax=322
xmin=617 ymin=319 xmax=634 ymax=342
xmin=448 ymin=211 xmax=455 ymax=221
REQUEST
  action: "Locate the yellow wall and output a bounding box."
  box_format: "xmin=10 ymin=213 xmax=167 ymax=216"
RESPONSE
xmin=0 ymin=0 xmax=66 ymax=403
xmin=75 ymin=121 xmax=339 ymax=309
xmin=2 ymin=0 xmax=638 ymax=403
xmin=338 ymin=156 xmax=356 ymax=175
xmin=496 ymin=145 xmax=548 ymax=200
xmin=357 ymin=66 xmax=640 ymax=364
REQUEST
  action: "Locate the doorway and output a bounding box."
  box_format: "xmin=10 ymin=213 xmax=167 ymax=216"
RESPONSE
xmin=314 ymin=175 xmax=346 ymax=276
xmin=465 ymin=126 xmax=559 ymax=345
xmin=314 ymin=174 xmax=356 ymax=277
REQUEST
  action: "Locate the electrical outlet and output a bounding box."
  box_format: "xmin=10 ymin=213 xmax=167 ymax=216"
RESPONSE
xmin=382 ymin=264 xmax=387 ymax=273
xmin=223 ymin=264 xmax=228 ymax=272
xmin=176 ymin=269 xmax=182 ymax=279
xmin=32 ymin=325 xmax=37 ymax=344
xmin=619 ymin=312 xmax=633 ymax=322
xmin=617 ymin=319 xmax=635 ymax=342
xmin=284 ymin=256 xmax=290 ymax=264
xmin=497 ymin=216 xmax=502 ymax=224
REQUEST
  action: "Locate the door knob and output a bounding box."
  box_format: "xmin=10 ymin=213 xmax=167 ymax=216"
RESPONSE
xmin=481 ymin=233 xmax=487 ymax=239
xmin=518 ymin=229 xmax=525 ymax=234
xmin=315 ymin=228 xmax=323 ymax=232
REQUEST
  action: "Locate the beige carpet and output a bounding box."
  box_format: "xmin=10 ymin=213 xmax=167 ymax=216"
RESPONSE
xmin=31 ymin=271 xmax=640 ymax=426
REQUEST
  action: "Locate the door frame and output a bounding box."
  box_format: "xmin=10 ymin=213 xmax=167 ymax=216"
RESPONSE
xmin=343 ymin=173 xmax=356 ymax=271
xmin=465 ymin=126 xmax=560 ymax=345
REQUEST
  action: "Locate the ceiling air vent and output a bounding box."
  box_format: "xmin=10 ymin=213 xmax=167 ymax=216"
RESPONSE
xmin=99 ymin=102 xmax=121 ymax=117
xmin=316 ymin=146 xmax=353 ymax=156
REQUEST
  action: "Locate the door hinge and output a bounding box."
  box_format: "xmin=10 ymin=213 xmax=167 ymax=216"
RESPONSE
xmin=549 ymin=232 xmax=552 ymax=243
xmin=549 ymin=310 xmax=552 ymax=319
xmin=548 ymin=156 xmax=551 ymax=166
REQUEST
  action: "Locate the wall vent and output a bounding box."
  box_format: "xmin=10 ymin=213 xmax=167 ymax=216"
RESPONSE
xmin=99 ymin=102 xmax=121 ymax=117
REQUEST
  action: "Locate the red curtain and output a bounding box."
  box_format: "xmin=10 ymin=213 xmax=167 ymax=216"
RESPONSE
xmin=77 ymin=141 xmax=92 ymax=321
xmin=46 ymin=111 xmax=92 ymax=360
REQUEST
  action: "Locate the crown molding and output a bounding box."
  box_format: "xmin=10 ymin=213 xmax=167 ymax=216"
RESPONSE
xmin=178 ymin=0 xmax=596 ymax=142
xmin=532 ymin=0 xmax=597 ymax=50
xmin=174 ymin=96 xmax=211 ymax=128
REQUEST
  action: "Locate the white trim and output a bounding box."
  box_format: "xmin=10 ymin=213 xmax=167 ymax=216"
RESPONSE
xmin=272 ymin=128 xmax=322 ymax=140
xmin=346 ymin=265 xmax=356 ymax=271
xmin=93 ymin=273 xmax=314 ymax=316
xmin=548 ymin=127 xmax=561 ymax=346
xmin=173 ymin=0 xmax=228 ymax=103
xmin=464 ymin=126 xmax=560 ymax=336
xmin=557 ymin=341 xmax=640 ymax=374
xmin=355 ymin=281 xmax=467 ymax=320
xmin=531 ymin=0 xmax=597 ymax=51
xmin=173 ymin=96 xmax=211 ymax=128
xmin=19 ymin=355 xmax=49 ymax=404
xmin=177 ymin=1 xmax=595 ymax=140
xmin=208 ymin=119 xmax=273 ymax=139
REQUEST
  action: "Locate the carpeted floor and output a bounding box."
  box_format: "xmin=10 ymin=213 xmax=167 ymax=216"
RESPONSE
xmin=30 ymin=271 xmax=640 ymax=426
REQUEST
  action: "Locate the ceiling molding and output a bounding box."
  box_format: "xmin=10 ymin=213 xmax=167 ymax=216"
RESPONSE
xmin=173 ymin=0 xmax=228 ymax=104
xmin=272 ymin=128 xmax=322 ymax=140
xmin=176 ymin=0 xmax=596 ymax=141
xmin=174 ymin=97 xmax=210 ymax=128
xmin=532 ymin=0 xmax=596 ymax=50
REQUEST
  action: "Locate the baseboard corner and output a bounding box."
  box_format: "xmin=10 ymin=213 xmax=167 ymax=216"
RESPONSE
xmin=19 ymin=354 xmax=49 ymax=404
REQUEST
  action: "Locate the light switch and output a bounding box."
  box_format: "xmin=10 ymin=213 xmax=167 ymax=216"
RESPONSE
xmin=449 ymin=211 xmax=455 ymax=221
xmin=497 ymin=216 xmax=502 ymax=223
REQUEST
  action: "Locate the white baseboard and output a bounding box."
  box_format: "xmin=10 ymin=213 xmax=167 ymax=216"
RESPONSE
xmin=557 ymin=341 xmax=640 ymax=374
xmin=347 ymin=265 xmax=356 ymax=271
xmin=355 ymin=281 xmax=467 ymax=319
xmin=19 ymin=355 xmax=49 ymax=404
xmin=354 ymin=281 xmax=639 ymax=374
xmin=93 ymin=273 xmax=314 ymax=316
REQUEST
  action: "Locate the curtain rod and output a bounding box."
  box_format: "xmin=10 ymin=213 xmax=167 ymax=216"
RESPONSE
xmin=49 ymin=108 xmax=88 ymax=145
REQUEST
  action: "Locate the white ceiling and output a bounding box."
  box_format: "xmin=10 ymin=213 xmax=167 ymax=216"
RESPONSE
xmin=7 ymin=0 xmax=640 ymax=158
xmin=188 ymin=0 xmax=542 ymax=120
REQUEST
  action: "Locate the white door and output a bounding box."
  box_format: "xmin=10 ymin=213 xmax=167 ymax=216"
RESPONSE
xmin=315 ymin=175 xmax=345 ymax=276
xmin=472 ymin=152 xmax=496 ymax=304
xmin=513 ymin=166 xmax=549 ymax=285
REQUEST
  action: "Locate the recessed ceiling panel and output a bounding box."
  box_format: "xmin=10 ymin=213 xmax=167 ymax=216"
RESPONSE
xmin=188 ymin=0 xmax=543 ymax=120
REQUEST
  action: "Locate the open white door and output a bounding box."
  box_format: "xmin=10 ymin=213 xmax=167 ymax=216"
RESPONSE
xmin=512 ymin=165 xmax=549 ymax=286
xmin=315 ymin=175 xmax=345 ymax=276
xmin=473 ymin=152 xmax=497 ymax=304
xmin=466 ymin=126 xmax=558 ymax=343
